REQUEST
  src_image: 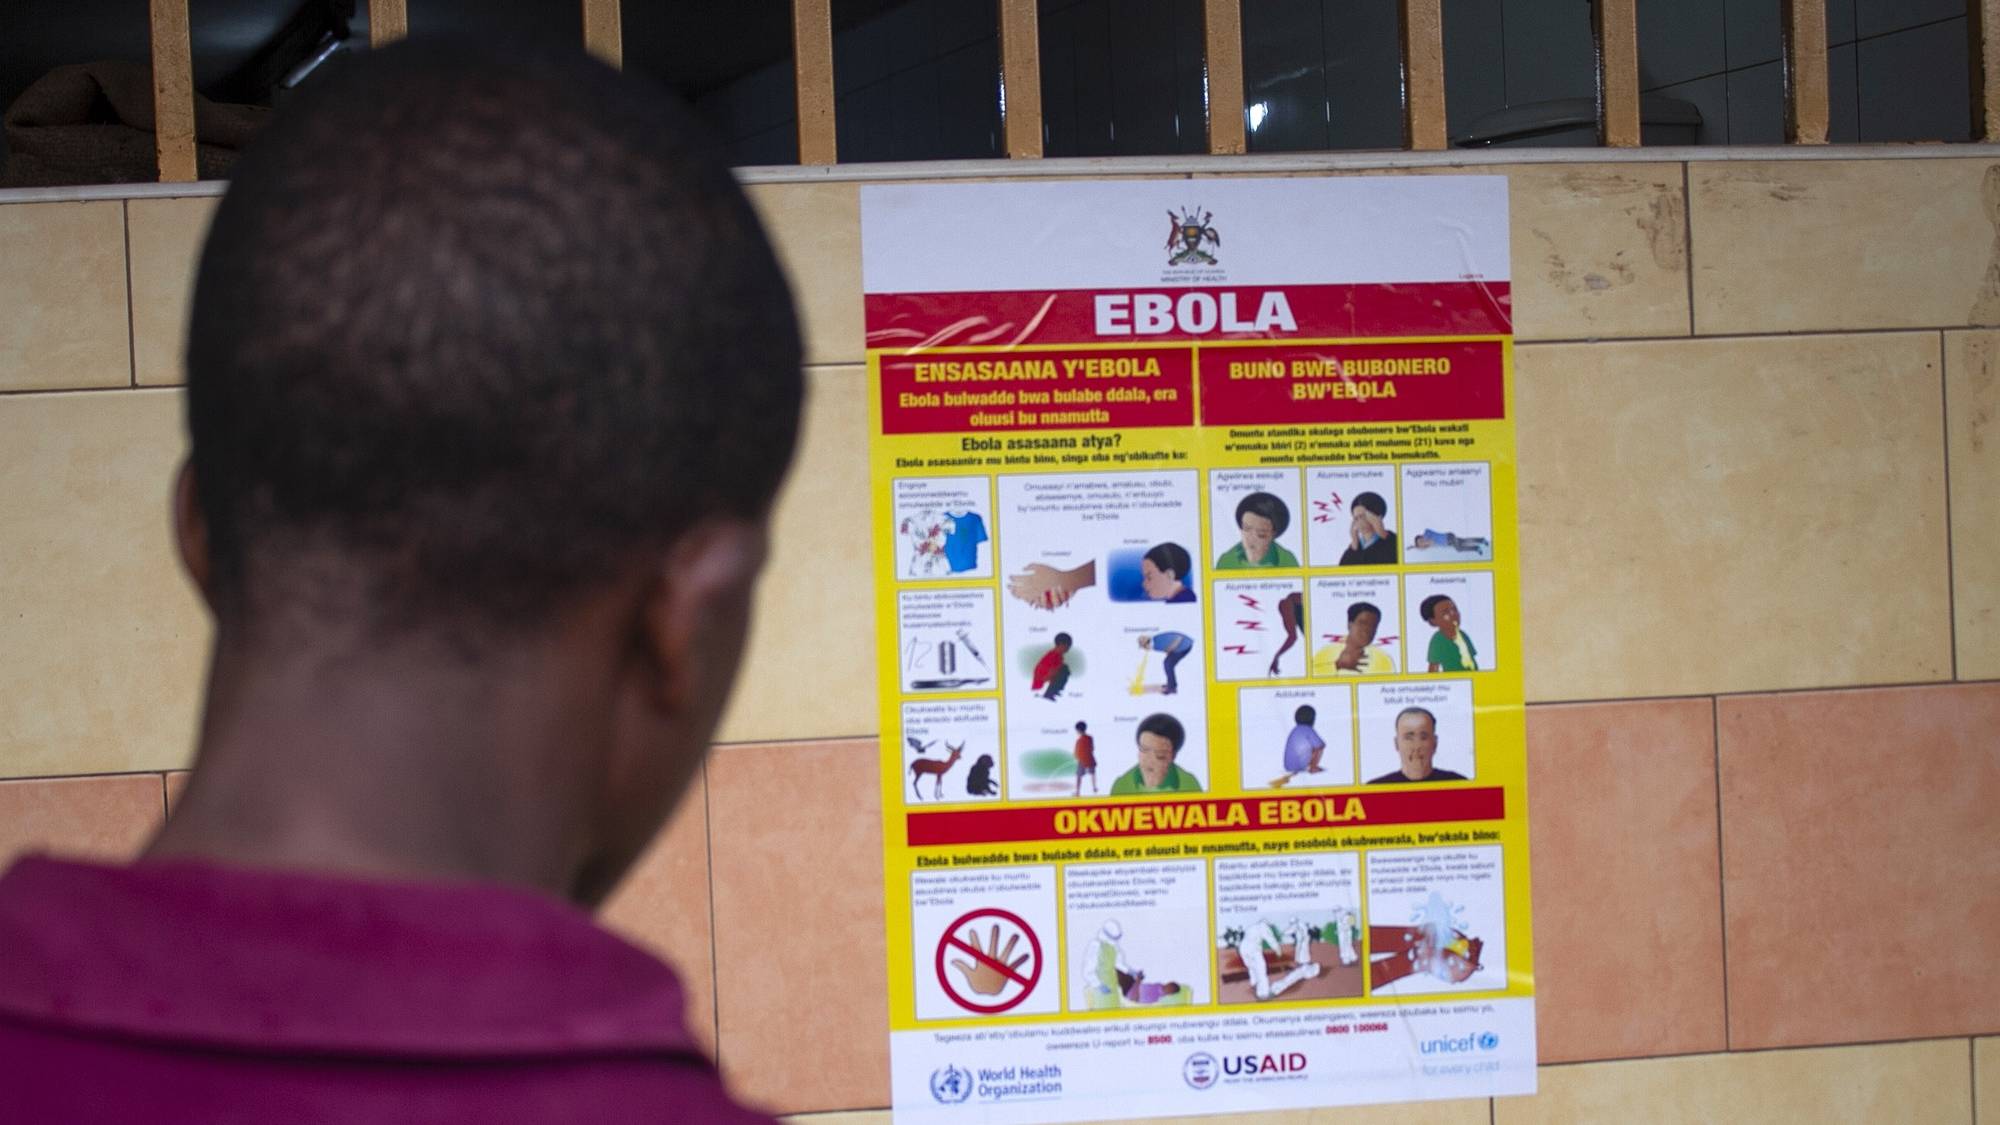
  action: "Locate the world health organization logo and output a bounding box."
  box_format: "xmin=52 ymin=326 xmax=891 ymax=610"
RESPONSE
xmin=1182 ymin=1051 xmax=1219 ymax=1090
xmin=929 ymin=1064 xmax=973 ymax=1104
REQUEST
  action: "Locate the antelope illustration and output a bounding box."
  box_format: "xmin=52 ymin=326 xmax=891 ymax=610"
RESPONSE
xmin=909 ymin=741 xmax=964 ymax=800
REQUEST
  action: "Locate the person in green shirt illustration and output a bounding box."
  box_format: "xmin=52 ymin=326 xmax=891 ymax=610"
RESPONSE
xmin=1421 ymin=594 xmax=1480 ymax=672
xmin=1215 ymin=492 xmax=1299 ymax=569
xmin=1109 ymin=712 xmax=1203 ymax=795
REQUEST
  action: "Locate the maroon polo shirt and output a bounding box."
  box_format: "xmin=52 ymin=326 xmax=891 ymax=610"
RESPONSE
xmin=0 ymin=855 xmax=775 ymax=1124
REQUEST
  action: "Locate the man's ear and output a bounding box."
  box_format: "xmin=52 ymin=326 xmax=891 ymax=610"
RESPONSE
xmin=173 ymin=460 xmax=217 ymax=607
xmin=636 ymin=519 xmax=770 ymax=716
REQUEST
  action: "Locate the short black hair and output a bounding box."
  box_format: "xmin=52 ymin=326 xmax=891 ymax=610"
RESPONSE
xmin=1234 ymin=491 xmax=1291 ymax=537
xmin=1144 ymin=542 xmax=1192 ymax=582
xmin=1053 ymin=632 xmax=1073 ymax=647
xmin=1136 ymin=712 xmax=1185 ymax=753
xmin=1347 ymin=600 xmax=1381 ymax=624
xmin=186 ymin=39 xmax=802 ymax=634
xmin=1293 ymin=705 xmax=1316 ymax=725
xmin=1420 ymin=595 xmax=1455 ymax=624
xmin=1075 ymin=721 xmax=1088 ymax=732
xmin=1352 ymin=491 xmax=1388 ymax=519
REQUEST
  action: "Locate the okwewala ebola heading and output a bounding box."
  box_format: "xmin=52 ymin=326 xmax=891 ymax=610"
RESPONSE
xmin=865 ymin=175 xmax=1536 ymax=1124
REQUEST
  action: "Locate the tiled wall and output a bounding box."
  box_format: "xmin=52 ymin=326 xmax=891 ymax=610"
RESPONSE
xmin=2 ymin=152 xmax=1997 ymax=1121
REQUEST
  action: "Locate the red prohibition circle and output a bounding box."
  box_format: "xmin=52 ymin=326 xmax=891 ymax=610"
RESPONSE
xmin=935 ymin=907 xmax=1043 ymax=1014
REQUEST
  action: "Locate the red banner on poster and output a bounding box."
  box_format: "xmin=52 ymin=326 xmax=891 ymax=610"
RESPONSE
xmin=1199 ymin=340 xmax=1506 ymax=426
xmin=906 ymin=788 xmax=1505 ymax=847
xmin=879 ymin=347 xmax=1195 ymax=434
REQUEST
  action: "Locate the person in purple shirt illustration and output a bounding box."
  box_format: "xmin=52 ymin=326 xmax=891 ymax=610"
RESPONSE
xmin=0 ymin=40 xmax=797 ymax=1125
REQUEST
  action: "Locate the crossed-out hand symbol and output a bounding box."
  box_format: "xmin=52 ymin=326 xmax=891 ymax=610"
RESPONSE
xmin=950 ymin=923 xmax=1030 ymax=996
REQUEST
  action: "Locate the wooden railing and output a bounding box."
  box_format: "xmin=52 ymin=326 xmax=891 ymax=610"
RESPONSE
xmin=143 ymin=0 xmax=2000 ymax=182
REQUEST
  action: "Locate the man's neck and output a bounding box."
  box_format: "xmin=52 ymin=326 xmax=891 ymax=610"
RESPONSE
xmin=146 ymin=633 xmax=604 ymax=900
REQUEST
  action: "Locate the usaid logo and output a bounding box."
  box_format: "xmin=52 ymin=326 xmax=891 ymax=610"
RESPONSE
xmin=1182 ymin=1051 xmax=1219 ymax=1090
xmin=1221 ymin=1052 xmax=1308 ymax=1076
xmin=1421 ymin=1032 xmax=1500 ymax=1055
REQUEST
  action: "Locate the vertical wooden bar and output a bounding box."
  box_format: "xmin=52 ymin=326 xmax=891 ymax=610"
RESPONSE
xmin=1593 ymin=0 xmax=1641 ymax=146
xmin=148 ymin=0 xmax=197 ymax=182
xmin=792 ymin=0 xmax=837 ymax=164
xmin=1400 ymin=0 xmax=1447 ymax=150
xmin=1204 ymin=0 xmax=1246 ymax=154
xmin=1782 ymin=0 xmax=1829 ymax=144
xmin=1972 ymin=0 xmax=2000 ymax=140
xmin=998 ymin=0 xmax=1043 ymax=157
xmin=582 ymin=0 xmax=623 ymax=69
xmin=368 ymin=0 xmax=407 ymax=47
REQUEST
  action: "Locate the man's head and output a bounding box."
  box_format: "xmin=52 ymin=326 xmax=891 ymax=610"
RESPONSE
xmin=1351 ymin=491 xmax=1387 ymax=539
xmin=1053 ymin=632 xmax=1073 ymax=651
xmin=1140 ymin=542 xmax=1192 ymax=599
xmin=1293 ymin=704 xmax=1316 ymax=726
xmin=1392 ymin=707 xmax=1439 ymax=780
xmin=1421 ymin=595 xmax=1460 ymax=633
xmin=1345 ymin=600 xmax=1381 ymax=646
xmin=1134 ymin=712 xmax=1186 ymax=788
xmin=1075 ymin=721 xmax=1088 ymax=734
xmin=174 ymin=41 xmax=801 ymax=903
xmin=1234 ymin=492 xmax=1291 ymax=550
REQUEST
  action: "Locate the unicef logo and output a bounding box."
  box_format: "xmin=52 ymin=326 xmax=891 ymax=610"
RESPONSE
xmin=1477 ymin=1032 xmax=1500 ymax=1051
xmin=1183 ymin=1051 xmax=1219 ymax=1090
xmin=929 ymin=1063 xmax=972 ymax=1104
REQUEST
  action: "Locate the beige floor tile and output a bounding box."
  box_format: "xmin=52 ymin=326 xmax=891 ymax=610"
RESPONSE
xmin=0 ymin=390 xmax=208 ymax=777
xmin=745 ymin=181 xmax=862 ymax=368
xmin=1718 ymin=684 xmax=2000 ymax=1049
xmin=1527 ymin=700 xmax=1725 ymax=1063
xmin=1496 ymin=1040 xmax=1972 ymax=1124
xmin=1946 ymin=331 xmax=2000 ymax=680
xmin=1691 ymin=158 xmax=2000 ymax=335
xmin=127 ymin=196 xmax=218 ymax=387
xmin=709 ymin=738 xmax=886 ymax=1115
xmin=0 ymin=201 xmax=129 ymax=391
xmin=717 ymin=366 xmax=874 ymax=744
xmin=1504 ymin=163 xmax=1691 ymax=342
xmin=1517 ymin=332 xmax=1951 ymax=701
xmin=1978 ymin=1037 xmax=1997 ymax=1125
xmin=599 ymin=771 xmax=719 ymax=1056
xmin=0 ymin=774 xmax=166 ymax=867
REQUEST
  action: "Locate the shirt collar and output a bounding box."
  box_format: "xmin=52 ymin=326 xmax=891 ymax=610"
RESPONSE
xmin=0 ymin=855 xmax=698 ymax=1060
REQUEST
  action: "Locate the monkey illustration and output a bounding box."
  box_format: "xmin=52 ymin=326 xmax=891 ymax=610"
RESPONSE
xmin=965 ymin=753 xmax=999 ymax=796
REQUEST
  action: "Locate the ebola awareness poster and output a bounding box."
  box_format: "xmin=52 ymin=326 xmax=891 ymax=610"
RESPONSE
xmin=866 ymin=177 xmax=1534 ymax=1123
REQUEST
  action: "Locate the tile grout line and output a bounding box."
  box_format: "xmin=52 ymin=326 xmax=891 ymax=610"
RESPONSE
xmin=1544 ymin=1033 xmax=1986 ymax=1065
xmin=1711 ymin=694 xmax=1731 ymax=1051
xmin=0 ymin=384 xmax=173 ymax=399
xmin=1940 ymin=330 xmax=1958 ymax=682
xmin=699 ymin=759 xmax=725 ymax=1063
xmin=121 ymin=201 xmax=137 ymax=388
xmin=1970 ymin=1037 xmax=1978 ymax=1124
xmin=1525 ymin=675 xmax=1995 ymax=710
xmin=1682 ymin=161 xmax=1696 ymax=336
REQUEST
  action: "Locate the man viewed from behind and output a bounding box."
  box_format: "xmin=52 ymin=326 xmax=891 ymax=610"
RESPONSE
xmin=0 ymin=40 xmax=799 ymax=1123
